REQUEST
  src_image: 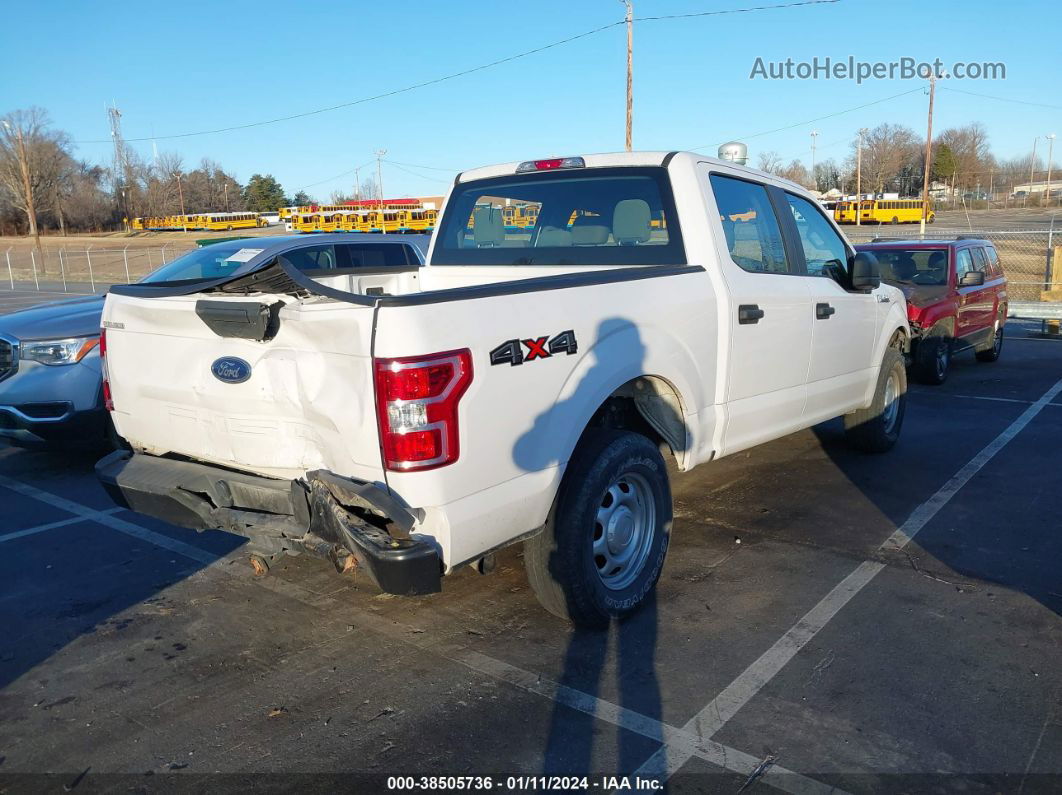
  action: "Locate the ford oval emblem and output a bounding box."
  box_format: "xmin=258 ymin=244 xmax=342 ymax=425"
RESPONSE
xmin=211 ymin=357 xmax=252 ymax=384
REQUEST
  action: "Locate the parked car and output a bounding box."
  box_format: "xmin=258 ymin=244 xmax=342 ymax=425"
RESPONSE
xmin=96 ymin=151 xmax=910 ymax=627
xmin=855 ymin=237 xmax=1007 ymax=384
xmin=0 ymin=234 xmax=428 ymax=449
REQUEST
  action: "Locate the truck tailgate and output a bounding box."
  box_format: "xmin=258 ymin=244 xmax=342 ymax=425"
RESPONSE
xmin=103 ymin=292 xmax=383 ymax=482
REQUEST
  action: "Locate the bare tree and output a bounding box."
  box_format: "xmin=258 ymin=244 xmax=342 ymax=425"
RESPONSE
xmin=0 ymin=107 xmax=71 ymax=266
xmin=850 ymin=123 xmax=921 ymax=195
xmin=936 ymin=123 xmax=993 ymax=194
xmin=757 ymin=151 xmax=783 ymax=174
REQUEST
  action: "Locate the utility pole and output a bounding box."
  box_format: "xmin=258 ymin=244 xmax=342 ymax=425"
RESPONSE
xmin=624 ymin=0 xmax=633 ymax=152
xmin=223 ymin=181 xmax=229 ymax=211
xmin=375 ymin=150 xmax=387 ymax=234
xmin=919 ymin=72 xmax=935 ymax=235
xmin=1046 ymin=133 xmax=1056 ymax=207
xmin=856 ymin=128 xmax=867 ymax=227
xmin=2 ymin=120 xmax=43 ymax=262
xmin=354 ymin=166 xmax=361 ymax=202
xmin=1026 ymin=137 xmax=1038 ymax=208
xmin=174 ymin=172 xmax=186 ymax=231
xmin=810 ymin=130 xmax=819 ymax=188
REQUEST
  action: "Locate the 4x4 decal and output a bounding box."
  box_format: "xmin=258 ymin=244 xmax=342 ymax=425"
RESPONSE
xmin=490 ymin=330 xmax=578 ymax=366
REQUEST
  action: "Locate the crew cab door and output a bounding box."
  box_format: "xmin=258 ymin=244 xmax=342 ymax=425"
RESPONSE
xmin=704 ymin=169 xmax=813 ymax=454
xmin=779 ymin=192 xmax=877 ymax=421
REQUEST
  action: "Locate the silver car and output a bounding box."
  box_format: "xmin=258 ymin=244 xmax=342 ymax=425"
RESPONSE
xmin=0 ymin=234 xmax=428 ymax=448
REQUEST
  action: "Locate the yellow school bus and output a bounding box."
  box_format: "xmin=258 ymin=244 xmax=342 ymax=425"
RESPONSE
xmin=835 ymin=199 xmax=934 ymax=225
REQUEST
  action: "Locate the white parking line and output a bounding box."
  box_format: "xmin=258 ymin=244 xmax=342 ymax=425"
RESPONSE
xmin=0 ymin=476 xmax=218 ymax=565
xmin=0 ymin=474 xmax=839 ymax=793
xmin=0 ymin=508 xmax=122 ymax=543
xmin=635 ymin=374 xmax=1062 ymax=780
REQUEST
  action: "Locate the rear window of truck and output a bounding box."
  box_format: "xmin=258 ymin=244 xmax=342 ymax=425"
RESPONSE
xmin=432 ymin=166 xmax=686 ymax=266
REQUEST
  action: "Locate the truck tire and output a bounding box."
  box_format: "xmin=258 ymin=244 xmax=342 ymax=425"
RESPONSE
xmin=912 ymin=332 xmax=950 ymax=385
xmin=975 ymin=315 xmax=1004 ymax=362
xmin=524 ymin=430 xmax=672 ymax=628
xmin=844 ymin=348 xmax=907 ymax=453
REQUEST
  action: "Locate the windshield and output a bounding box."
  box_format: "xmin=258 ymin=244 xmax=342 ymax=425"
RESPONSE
xmin=874 ymin=248 xmax=949 ymax=286
xmin=432 ymin=166 xmax=685 ymax=266
xmin=140 ymin=242 xmax=264 ymax=284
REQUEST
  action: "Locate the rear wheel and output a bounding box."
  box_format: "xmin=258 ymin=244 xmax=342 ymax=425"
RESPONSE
xmin=524 ymin=430 xmax=672 ymax=628
xmin=976 ymin=316 xmax=1005 ymax=362
xmin=845 ymin=348 xmax=907 ymax=453
xmin=913 ymin=331 xmax=950 ymax=385
xmin=891 ymin=216 xmax=899 ymax=225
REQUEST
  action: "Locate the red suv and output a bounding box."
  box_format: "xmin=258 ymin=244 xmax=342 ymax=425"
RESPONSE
xmin=855 ymin=238 xmax=1008 ymax=384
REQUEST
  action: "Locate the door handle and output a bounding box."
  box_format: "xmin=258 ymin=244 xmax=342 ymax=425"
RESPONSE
xmin=738 ymin=304 xmax=765 ymax=325
xmin=815 ymin=302 xmax=836 ymax=320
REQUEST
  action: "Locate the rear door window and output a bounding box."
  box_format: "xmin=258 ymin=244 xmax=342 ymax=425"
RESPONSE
xmin=709 ymin=174 xmax=790 ymax=274
xmin=970 ymin=247 xmax=989 ymax=274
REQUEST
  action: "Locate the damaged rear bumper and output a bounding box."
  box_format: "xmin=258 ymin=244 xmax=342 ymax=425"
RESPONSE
xmin=95 ymin=450 xmax=441 ymax=595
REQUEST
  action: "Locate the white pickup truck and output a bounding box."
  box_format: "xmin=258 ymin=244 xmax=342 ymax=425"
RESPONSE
xmin=97 ymin=151 xmax=910 ymax=627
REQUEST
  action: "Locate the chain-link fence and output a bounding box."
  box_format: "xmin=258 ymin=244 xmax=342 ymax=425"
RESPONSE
xmin=1 ymin=244 xmax=197 ymax=294
xmin=1 ymin=231 xmax=1060 ymax=305
xmin=845 ymin=227 xmax=1059 ymax=302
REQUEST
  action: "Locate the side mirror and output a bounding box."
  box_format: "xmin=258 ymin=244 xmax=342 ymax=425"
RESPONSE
xmin=960 ymin=270 xmax=986 ymax=287
xmin=850 ymin=252 xmax=881 ymax=291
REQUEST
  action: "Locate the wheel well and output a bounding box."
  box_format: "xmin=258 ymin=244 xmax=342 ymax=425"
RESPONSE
xmin=579 ymin=376 xmax=688 ymax=465
xmin=889 ymin=327 xmax=909 ymax=353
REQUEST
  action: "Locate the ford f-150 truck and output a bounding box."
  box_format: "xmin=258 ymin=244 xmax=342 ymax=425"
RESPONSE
xmin=96 ymin=151 xmax=910 ymax=627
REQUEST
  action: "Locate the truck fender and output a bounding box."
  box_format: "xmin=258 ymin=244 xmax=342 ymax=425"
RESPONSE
xmin=510 ymin=320 xmax=703 ymax=476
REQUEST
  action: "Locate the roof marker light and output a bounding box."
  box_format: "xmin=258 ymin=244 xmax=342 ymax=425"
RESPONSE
xmin=516 ymin=157 xmax=586 ymax=173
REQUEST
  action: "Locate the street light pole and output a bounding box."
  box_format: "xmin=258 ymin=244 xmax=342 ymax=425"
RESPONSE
xmin=1046 ymin=133 xmax=1056 ymax=207
xmin=1027 ymin=137 xmax=1038 ymax=208
xmin=856 ymin=128 xmax=867 ymax=227
xmin=810 ymin=130 xmax=819 ymax=189
xmin=375 ymin=150 xmax=387 ymax=234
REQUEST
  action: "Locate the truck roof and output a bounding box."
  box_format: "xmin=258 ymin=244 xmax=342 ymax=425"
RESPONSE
xmin=455 ymin=150 xmax=806 ymax=193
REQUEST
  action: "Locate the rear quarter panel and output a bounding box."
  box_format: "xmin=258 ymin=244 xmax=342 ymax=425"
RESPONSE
xmin=374 ymin=269 xmax=717 ymax=567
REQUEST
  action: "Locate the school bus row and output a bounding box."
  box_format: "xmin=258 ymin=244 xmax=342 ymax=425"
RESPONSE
xmin=131 ymin=212 xmax=269 ymax=231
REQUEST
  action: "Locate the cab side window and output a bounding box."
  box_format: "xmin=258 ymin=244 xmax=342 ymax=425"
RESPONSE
xmin=784 ymin=193 xmax=850 ymax=277
xmin=279 ymin=245 xmax=338 ymax=272
xmin=985 ymin=245 xmax=1003 ymax=278
xmin=709 ymin=174 xmax=789 ymax=274
xmin=955 ymin=249 xmax=975 ymax=280
xmin=970 ymin=247 xmax=989 ymax=274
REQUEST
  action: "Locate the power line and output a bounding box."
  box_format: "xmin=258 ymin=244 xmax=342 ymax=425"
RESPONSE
xmin=73 ymin=0 xmax=840 ymax=145
xmin=297 ymin=159 xmax=375 ymax=192
xmin=385 ymin=161 xmax=454 ymax=184
xmin=940 ymin=86 xmax=1062 ymax=112
xmin=688 ymin=86 xmax=924 ymax=152
xmin=73 ymin=20 xmax=624 ymax=144
xmin=384 ymin=158 xmax=461 ymax=172
xmin=638 ymin=0 xmax=837 ymax=21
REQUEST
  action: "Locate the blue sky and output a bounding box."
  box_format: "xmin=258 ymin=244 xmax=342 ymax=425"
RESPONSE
xmin=1 ymin=0 xmax=1057 ymax=199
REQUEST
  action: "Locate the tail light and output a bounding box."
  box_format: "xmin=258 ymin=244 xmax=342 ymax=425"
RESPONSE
xmin=374 ymin=349 xmax=472 ymax=471
xmin=100 ymin=328 xmax=113 ymax=411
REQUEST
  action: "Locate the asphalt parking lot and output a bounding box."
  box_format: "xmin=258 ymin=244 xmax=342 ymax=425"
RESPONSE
xmin=0 ymin=306 xmax=1060 ymax=791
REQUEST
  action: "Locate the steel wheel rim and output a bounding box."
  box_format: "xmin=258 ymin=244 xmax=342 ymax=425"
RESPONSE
xmin=882 ymin=370 xmax=900 ymax=434
xmin=592 ymin=471 xmax=656 ymax=591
